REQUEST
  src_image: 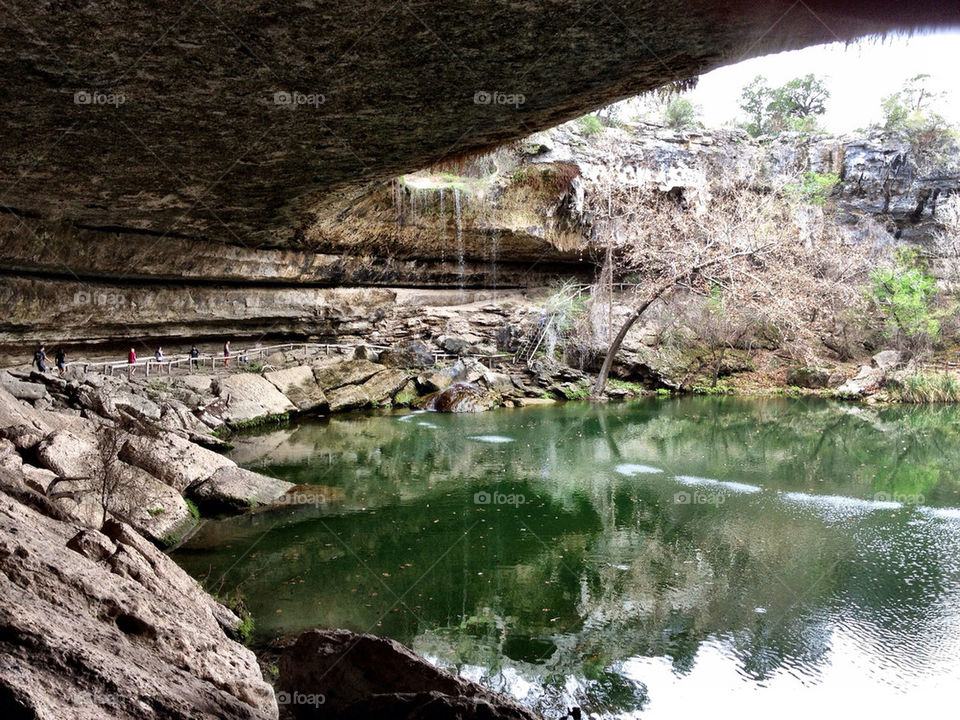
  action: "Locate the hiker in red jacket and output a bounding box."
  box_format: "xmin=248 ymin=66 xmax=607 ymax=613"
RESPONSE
xmin=128 ymin=347 xmax=137 ymax=376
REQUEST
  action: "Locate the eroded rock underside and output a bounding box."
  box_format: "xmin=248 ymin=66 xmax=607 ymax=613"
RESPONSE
xmin=3 ymin=1 xmax=952 ymax=244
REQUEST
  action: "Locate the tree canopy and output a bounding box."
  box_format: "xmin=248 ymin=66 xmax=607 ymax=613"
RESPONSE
xmin=739 ymin=74 xmax=830 ymax=137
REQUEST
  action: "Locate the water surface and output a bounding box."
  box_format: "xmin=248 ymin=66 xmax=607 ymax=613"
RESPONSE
xmin=174 ymin=397 xmax=960 ymax=718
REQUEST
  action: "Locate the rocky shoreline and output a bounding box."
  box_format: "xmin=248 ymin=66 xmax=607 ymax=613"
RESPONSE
xmin=0 ymin=340 xmax=628 ymax=720
xmin=0 ymin=335 xmax=951 ymax=719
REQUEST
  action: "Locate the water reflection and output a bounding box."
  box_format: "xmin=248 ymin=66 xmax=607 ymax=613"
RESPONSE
xmin=174 ymin=398 xmax=960 ymax=718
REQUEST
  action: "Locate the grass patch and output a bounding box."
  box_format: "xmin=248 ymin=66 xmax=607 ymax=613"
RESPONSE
xmin=208 ymin=589 xmax=255 ymax=645
xmin=147 ymin=507 xmax=165 ymax=517
xmin=891 ymin=372 xmax=960 ymax=403
xmin=577 ymin=115 xmax=604 ymax=136
xmin=223 ymin=412 xmax=292 ymax=433
xmin=185 ymin=498 xmax=200 ymax=520
xmin=607 ymin=379 xmax=646 ymax=394
xmin=692 ymin=382 xmax=735 ymax=396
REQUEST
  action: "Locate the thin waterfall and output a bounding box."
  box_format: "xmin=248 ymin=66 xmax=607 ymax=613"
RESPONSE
xmin=490 ymin=231 xmax=499 ymax=299
xmin=439 ymin=188 xmax=445 ymax=265
xmin=454 ymin=188 xmax=465 ymax=300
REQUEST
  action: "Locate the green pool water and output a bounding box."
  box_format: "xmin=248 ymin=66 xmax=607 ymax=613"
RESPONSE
xmin=174 ymin=396 xmax=960 ymax=718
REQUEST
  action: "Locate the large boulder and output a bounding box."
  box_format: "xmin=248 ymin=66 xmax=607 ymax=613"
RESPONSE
xmin=417 ymin=359 xmax=486 ymax=393
xmin=278 ymin=629 xmax=540 ymax=720
xmin=361 ymin=369 xmax=411 ymax=405
xmin=416 ymin=367 xmax=458 ymax=393
xmin=326 ymin=385 xmax=371 ymax=413
xmin=438 ymin=336 xmax=475 ymax=355
xmin=264 ymin=365 xmax=328 ymax=412
xmin=0 ymin=466 xmax=277 ymax=719
xmin=213 ymin=374 xmax=297 ymax=425
xmin=311 ymin=359 xmax=382 ymax=391
xmin=0 ymin=384 xmax=52 ymax=432
xmin=73 ymin=384 xmax=164 ymax=423
xmin=836 ymin=365 xmax=886 ymax=398
xmin=418 ymin=383 xmax=499 ymax=413
xmin=481 ymin=368 xmax=516 ymax=394
xmin=871 ymin=350 xmax=903 ymax=372
xmin=0 ymin=378 xmax=48 ymax=402
xmin=122 ymin=466 xmax=198 ymax=547
xmin=393 ymin=380 xmax=421 ymax=407
xmin=189 ymin=466 xmax=293 ymax=514
xmin=786 ymin=366 xmax=831 ymax=389
xmin=119 ymin=431 xmax=234 ymax=492
xmin=0 ymin=423 xmax=45 ymax=451
xmin=36 ymin=428 xmax=99 ymax=480
xmin=378 ymin=343 xmax=435 ymax=370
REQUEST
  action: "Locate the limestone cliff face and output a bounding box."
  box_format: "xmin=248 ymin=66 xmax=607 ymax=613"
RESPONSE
xmin=2 ymin=122 xmax=956 ymax=357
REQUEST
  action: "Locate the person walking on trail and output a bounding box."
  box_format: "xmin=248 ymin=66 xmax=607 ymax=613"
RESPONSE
xmin=155 ymin=346 xmax=164 ymax=365
xmin=189 ymin=344 xmax=200 ymax=369
xmin=223 ymin=341 xmax=231 ymax=368
xmin=128 ymin=347 xmax=137 ymax=376
xmin=55 ymin=348 xmax=66 ymax=376
xmin=33 ymin=346 xmax=48 ymax=372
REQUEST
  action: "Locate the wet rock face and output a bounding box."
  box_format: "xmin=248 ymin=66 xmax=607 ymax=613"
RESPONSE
xmin=419 ymin=382 xmax=498 ymax=413
xmin=279 ymin=629 xmax=540 ymax=720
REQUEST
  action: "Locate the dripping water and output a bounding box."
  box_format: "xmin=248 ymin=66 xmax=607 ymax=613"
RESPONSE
xmin=454 ymin=188 xmax=465 ymax=301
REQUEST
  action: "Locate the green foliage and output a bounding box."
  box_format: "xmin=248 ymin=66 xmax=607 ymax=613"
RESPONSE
xmin=185 ymin=498 xmax=200 ymax=520
xmin=147 ymin=506 xmax=165 ymax=517
xmin=562 ymin=382 xmax=592 ymax=400
xmin=785 ymin=171 xmax=840 ymax=206
xmin=892 ymin=372 xmax=960 ymax=403
xmin=577 ymin=115 xmax=604 ymax=137
xmin=879 ymin=74 xmax=957 ymax=169
xmin=739 ymin=74 xmax=829 ymax=137
xmin=240 ymin=361 xmax=264 ymax=373
xmin=869 ymin=248 xmax=940 ymax=347
xmin=606 ymin=379 xmax=646 ymax=394
xmin=655 ymin=388 xmax=672 ymax=397
xmin=663 ymin=97 xmax=699 ymax=130
xmin=691 ymin=381 xmax=735 ymax=395
xmin=207 ymin=590 xmax=255 ymax=645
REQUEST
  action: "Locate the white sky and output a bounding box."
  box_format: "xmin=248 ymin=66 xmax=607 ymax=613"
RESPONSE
xmin=685 ymin=30 xmax=960 ymax=134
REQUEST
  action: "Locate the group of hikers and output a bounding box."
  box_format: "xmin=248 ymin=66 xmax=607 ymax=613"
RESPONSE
xmin=33 ymin=341 xmax=246 ymax=376
xmin=31 ymin=346 xmax=67 ymax=376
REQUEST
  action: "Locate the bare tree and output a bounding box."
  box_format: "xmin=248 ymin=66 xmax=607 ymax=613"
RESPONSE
xmin=581 ymin=166 xmax=876 ymax=397
xmin=47 ymin=418 xmax=157 ymax=528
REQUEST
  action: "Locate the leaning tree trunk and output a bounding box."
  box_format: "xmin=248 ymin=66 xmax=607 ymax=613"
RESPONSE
xmin=590 ymin=291 xmax=666 ymax=399
xmin=590 ymin=251 xmax=758 ymax=399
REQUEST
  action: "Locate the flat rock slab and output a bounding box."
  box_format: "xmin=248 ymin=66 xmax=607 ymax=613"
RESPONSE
xmin=189 ymin=466 xmax=294 ymax=514
xmin=264 ymin=365 xmax=327 ymax=412
xmin=326 ymin=385 xmax=371 ymax=413
xmin=361 ymin=369 xmax=411 ymax=405
xmin=0 ymin=379 xmax=48 ymax=401
xmin=119 ymin=431 xmax=234 ymax=493
xmin=123 ymin=465 xmax=198 ymax=547
xmin=312 ymin=359 xmax=382 ymax=391
xmin=180 ymin=375 xmax=217 ymax=396
xmin=514 ymin=397 xmax=557 ymax=407
xmin=214 ymin=374 xmax=297 ymax=425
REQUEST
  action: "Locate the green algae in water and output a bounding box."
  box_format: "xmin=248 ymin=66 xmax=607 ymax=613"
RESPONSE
xmin=174 ymin=397 xmax=960 ymax=719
